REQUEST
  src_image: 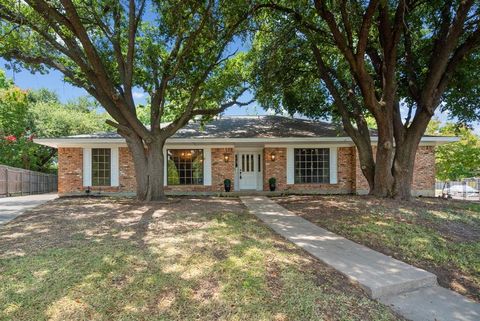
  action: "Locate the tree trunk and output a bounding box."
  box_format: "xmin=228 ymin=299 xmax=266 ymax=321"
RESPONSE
xmin=126 ymin=134 xmax=166 ymax=201
xmin=354 ymin=138 xmax=376 ymax=191
xmin=392 ymin=143 xmax=417 ymax=200
xmin=391 ymin=111 xmax=432 ymax=200
xmin=370 ymin=115 xmax=395 ymax=197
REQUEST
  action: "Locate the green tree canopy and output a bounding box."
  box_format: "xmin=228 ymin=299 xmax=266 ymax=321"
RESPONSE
xmin=427 ymin=122 xmax=480 ymax=181
xmin=0 ymin=0 xmax=256 ymax=200
xmin=0 ymin=71 xmax=110 ymax=171
xmin=250 ymin=0 xmax=480 ymax=199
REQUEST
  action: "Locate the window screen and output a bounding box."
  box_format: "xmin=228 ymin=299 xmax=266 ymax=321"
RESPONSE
xmin=92 ymin=148 xmax=111 ymax=186
xmin=294 ymin=148 xmax=330 ymax=184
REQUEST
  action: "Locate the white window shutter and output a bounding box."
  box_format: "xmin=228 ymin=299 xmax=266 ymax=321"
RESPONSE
xmin=286 ymin=147 xmax=294 ymax=184
xmin=111 ymin=147 xmax=119 ymax=186
xmin=329 ymin=147 xmax=338 ymax=184
xmin=163 ymin=148 xmax=167 ymax=186
xmin=203 ymin=148 xmax=212 ymax=186
xmin=83 ymin=148 xmax=92 ymax=186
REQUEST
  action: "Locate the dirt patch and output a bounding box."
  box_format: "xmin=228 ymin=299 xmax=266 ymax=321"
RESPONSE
xmin=0 ymin=196 xmax=402 ymax=321
xmin=0 ymin=196 xmax=246 ymax=259
xmin=276 ymin=195 xmax=480 ymax=302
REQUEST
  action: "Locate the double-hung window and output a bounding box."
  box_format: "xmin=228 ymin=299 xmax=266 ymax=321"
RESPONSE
xmin=294 ymin=148 xmax=330 ymax=184
xmin=92 ymin=148 xmax=111 ymax=186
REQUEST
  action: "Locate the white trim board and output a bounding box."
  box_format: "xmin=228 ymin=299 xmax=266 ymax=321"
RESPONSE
xmin=34 ymin=136 xmax=459 ymax=148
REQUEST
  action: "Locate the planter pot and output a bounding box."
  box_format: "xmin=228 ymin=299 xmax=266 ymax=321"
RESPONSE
xmin=269 ymin=184 xmax=276 ymax=192
xmin=224 ymin=185 xmax=231 ymax=192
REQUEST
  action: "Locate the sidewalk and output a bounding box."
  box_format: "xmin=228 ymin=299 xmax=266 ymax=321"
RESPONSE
xmin=0 ymin=193 xmax=58 ymax=225
xmin=241 ymin=196 xmax=480 ymax=321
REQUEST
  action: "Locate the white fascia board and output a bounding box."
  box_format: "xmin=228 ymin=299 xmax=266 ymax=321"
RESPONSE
xmin=33 ymin=138 xmax=126 ymax=148
xmin=369 ymin=136 xmax=459 ymax=145
xmin=34 ymin=135 xmax=460 ymax=148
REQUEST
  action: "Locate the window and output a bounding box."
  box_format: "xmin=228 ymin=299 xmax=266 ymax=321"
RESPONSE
xmin=92 ymin=148 xmax=111 ymax=186
xmin=294 ymin=148 xmax=330 ymax=184
xmin=167 ymin=149 xmax=203 ymax=185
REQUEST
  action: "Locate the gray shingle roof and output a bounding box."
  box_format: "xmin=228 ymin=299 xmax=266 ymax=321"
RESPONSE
xmin=57 ymin=115 xmax=349 ymax=139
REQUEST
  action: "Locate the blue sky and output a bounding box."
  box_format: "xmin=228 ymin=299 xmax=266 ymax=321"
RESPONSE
xmin=1 ymin=57 xmax=478 ymax=133
xmin=0 ymin=57 xmax=263 ymax=116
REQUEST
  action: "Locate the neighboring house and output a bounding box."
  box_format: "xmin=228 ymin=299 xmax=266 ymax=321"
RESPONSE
xmin=34 ymin=115 xmax=456 ymax=196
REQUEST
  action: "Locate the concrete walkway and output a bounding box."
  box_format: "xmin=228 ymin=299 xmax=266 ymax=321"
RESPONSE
xmin=241 ymin=196 xmax=480 ymax=321
xmin=0 ymin=193 xmax=58 ymax=225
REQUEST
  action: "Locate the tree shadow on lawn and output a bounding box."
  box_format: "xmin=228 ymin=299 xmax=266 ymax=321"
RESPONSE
xmin=276 ymin=195 xmax=480 ymax=302
xmin=0 ymin=197 xmax=402 ymax=321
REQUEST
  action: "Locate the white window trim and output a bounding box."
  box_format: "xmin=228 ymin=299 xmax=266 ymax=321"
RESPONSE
xmin=287 ymin=146 xmax=338 ymax=185
xmin=163 ymin=147 xmax=210 ymax=186
xmin=83 ymin=147 xmax=118 ymax=187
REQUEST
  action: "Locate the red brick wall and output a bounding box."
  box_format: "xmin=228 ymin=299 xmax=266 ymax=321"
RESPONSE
xmin=58 ymin=148 xmax=83 ymax=194
xmin=354 ymin=145 xmax=436 ymax=195
xmin=211 ymin=147 xmax=235 ymax=191
xmin=412 ymin=146 xmax=436 ymax=192
xmin=263 ymin=148 xmax=287 ymax=191
xmin=286 ymin=147 xmax=355 ymax=193
xmin=119 ymin=147 xmax=136 ymax=191
xmin=57 ymin=146 xmax=239 ymax=195
xmin=57 ymin=144 xmax=435 ymax=195
xmin=262 ymin=147 xmax=355 ymax=193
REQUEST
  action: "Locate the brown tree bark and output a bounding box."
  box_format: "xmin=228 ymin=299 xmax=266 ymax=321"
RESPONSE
xmin=126 ymin=134 xmax=166 ymax=201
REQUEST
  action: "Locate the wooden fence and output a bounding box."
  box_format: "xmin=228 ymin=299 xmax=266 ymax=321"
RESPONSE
xmin=0 ymin=165 xmax=57 ymax=197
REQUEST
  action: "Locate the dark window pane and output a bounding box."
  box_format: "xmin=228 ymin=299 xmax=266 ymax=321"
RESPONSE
xmin=91 ymin=148 xmax=111 ymax=186
xmin=167 ymin=149 xmax=204 ymax=185
xmin=293 ymin=148 xmax=330 ymax=184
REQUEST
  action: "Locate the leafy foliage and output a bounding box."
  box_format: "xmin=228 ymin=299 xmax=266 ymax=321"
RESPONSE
xmin=249 ymin=1 xmax=480 ymax=198
xmin=0 ymin=71 xmax=109 ymax=171
xmin=0 ymin=1 xmax=257 ymax=199
xmin=428 ymin=122 xmax=480 ymax=181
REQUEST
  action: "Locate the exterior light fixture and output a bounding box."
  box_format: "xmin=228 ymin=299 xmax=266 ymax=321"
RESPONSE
xmin=270 ymin=152 xmax=276 ymax=162
xmin=223 ymin=153 xmax=230 ymax=162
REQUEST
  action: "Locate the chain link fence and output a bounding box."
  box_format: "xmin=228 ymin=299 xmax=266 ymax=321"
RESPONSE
xmin=435 ymin=178 xmax=480 ymax=201
xmin=0 ymin=165 xmax=57 ymax=197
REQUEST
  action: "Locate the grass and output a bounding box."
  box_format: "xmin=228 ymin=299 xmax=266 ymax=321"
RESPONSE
xmin=277 ymin=195 xmax=480 ymax=301
xmin=0 ymin=197 xmax=401 ymax=321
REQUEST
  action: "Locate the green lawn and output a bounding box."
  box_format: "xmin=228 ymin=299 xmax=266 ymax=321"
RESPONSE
xmin=277 ymin=196 xmax=480 ymax=302
xmin=0 ymin=197 xmax=400 ymax=321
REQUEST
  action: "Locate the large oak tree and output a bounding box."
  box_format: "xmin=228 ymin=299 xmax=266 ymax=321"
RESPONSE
xmin=0 ymin=0 xmax=255 ymax=201
xmin=252 ymin=0 xmax=480 ymax=199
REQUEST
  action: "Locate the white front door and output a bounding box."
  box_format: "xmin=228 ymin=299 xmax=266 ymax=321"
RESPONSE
xmin=238 ymin=152 xmax=258 ymax=190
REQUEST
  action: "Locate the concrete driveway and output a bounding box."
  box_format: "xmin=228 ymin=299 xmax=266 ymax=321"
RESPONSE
xmin=0 ymin=193 xmax=58 ymax=225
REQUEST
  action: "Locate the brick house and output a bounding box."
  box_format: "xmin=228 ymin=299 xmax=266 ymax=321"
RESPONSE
xmin=34 ymin=115 xmax=456 ymax=196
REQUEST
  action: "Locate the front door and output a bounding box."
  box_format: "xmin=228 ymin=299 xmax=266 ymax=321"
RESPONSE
xmin=238 ymin=152 xmax=258 ymax=190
